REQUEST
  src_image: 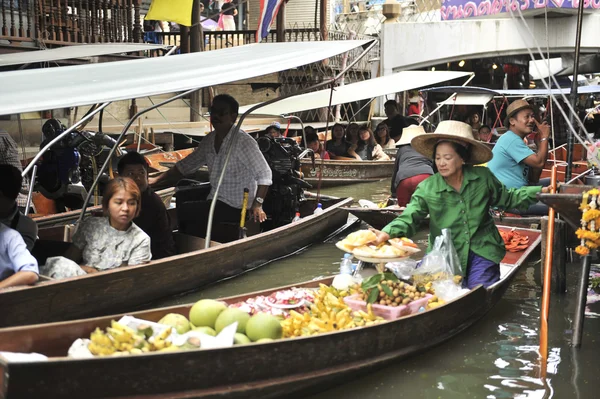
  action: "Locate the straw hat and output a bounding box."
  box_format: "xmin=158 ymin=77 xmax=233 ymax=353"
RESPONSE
xmin=506 ymin=99 xmax=533 ymax=119
xmin=411 ymin=120 xmax=493 ymax=165
xmin=396 ymin=125 xmax=426 ymax=146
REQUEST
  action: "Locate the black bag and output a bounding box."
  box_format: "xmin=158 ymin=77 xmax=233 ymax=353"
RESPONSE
xmin=143 ymin=19 xmax=157 ymax=32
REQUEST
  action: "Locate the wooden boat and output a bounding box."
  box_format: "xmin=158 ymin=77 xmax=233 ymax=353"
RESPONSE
xmin=301 ymin=159 xmax=395 ymax=188
xmin=0 ymin=197 xmax=353 ymax=328
xmin=0 ymin=226 xmax=540 ymax=399
xmin=345 ymin=206 xmax=543 ymax=231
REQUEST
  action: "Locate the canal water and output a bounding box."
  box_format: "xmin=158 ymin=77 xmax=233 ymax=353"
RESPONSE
xmin=153 ymin=180 xmax=600 ymax=399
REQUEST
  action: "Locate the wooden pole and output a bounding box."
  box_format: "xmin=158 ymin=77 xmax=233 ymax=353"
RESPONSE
xmin=190 ymin=0 xmax=202 ymax=122
xmin=539 ymin=165 xmax=557 ymax=378
xmin=320 ymin=0 xmax=328 ymax=40
xmin=180 ymin=25 xmax=190 ymax=54
xmin=276 ymin=0 xmax=286 ymax=42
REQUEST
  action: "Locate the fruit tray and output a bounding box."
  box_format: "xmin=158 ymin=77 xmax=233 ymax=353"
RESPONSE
xmin=343 ymin=294 xmax=432 ymax=320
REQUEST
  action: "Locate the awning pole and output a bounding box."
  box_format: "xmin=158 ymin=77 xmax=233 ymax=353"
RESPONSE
xmin=539 ymin=164 xmax=557 ymax=377
xmin=566 ymin=0 xmax=585 ymax=181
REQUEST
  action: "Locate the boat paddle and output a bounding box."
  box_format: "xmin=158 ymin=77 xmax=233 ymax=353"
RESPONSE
xmin=239 ymin=188 xmax=249 ymax=239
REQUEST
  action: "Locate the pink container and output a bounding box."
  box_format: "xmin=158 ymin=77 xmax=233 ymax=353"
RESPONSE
xmin=343 ymin=294 xmax=432 ymax=320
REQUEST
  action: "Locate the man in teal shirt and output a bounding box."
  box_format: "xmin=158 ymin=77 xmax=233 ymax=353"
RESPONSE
xmin=488 ymin=99 xmax=550 ymax=189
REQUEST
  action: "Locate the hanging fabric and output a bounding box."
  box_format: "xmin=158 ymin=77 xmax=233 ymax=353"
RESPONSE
xmin=146 ymin=0 xmax=194 ymax=27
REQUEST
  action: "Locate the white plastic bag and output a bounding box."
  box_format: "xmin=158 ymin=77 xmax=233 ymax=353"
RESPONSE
xmin=432 ymin=280 xmax=470 ymax=302
xmin=412 ymin=229 xmax=463 ymax=284
xmin=385 ymin=259 xmax=418 ymax=280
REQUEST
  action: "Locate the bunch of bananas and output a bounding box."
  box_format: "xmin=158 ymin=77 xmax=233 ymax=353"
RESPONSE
xmin=281 ymin=284 xmax=385 ymax=338
xmin=88 ymin=320 xmax=176 ymax=356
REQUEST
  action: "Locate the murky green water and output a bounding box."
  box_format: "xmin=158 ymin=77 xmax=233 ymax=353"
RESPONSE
xmin=154 ymin=179 xmax=600 ymax=399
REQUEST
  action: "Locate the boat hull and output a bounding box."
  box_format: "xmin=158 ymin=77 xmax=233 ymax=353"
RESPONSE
xmin=301 ymin=159 xmax=395 ymax=188
xmin=0 ymin=198 xmax=353 ymax=328
xmin=0 ymin=267 xmax=524 ymax=399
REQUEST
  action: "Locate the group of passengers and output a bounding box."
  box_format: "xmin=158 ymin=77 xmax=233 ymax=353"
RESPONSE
xmin=0 ymin=151 xmax=177 ymax=288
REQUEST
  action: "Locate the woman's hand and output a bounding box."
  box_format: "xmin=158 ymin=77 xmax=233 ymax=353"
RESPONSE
xmin=81 ymin=266 xmax=99 ymax=274
xmin=369 ymin=228 xmax=390 ymax=245
xmin=541 ymin=182 xmax=560 ymax=194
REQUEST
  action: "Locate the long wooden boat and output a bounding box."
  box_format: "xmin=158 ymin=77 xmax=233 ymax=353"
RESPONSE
xmin=0 ymin=226 xmax=541 ymax=399
xmin=0 ymin=197 xmax=353 ymax=328
xmin=345 ymin=207 xmax=544 ymax=231
xmin=32 ymin=187 xmax=176 ymax=233
xmin=301 ymin=159 xmax=395 ymax=188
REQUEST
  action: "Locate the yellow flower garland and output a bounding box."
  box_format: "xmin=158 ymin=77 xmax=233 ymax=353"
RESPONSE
xmin=576 ymin=189 xmax=600 ymax=256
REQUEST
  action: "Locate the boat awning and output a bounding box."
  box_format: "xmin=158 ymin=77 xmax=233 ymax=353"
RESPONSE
xmin=238 ymin=71 xmax=471 ymax=115
xmin=497 ymin=86 xmax=600 ymax=97
xmin=438 ymin=94 xmax=494 ymax=106
xmin=0 ymin=40 xmax=372 ymax=116
xmin=0 ymin=43 xmax=171 ymax=67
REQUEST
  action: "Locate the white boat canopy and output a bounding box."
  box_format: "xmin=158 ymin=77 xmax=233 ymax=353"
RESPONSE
xmin=439 ymin=94 xmax=494 ymax=106
xmin=0 ymin=43 xmax=171 ymax=67
xmin=498 ymin=86 xmax=600 ymax=97
xmin=0 ymin=40 xmax=372 ymax=116
xmin=238 ymin=71 xmax=472 ymax=115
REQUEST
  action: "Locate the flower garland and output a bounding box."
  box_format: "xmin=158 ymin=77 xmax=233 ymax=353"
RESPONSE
xmin=576 ymin=188 xmax=600 ymax=256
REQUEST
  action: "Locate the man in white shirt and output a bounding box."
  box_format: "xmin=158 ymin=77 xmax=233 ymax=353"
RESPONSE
xmin=150 ymin=94 xmax=272 ymax=241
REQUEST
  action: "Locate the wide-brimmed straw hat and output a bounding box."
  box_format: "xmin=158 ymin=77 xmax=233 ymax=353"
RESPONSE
xmin=397 ymin=125 xmax=426 ymax=146
xmin=506 ymin=99 xmax=534 ymax=119
xmin=411 ymin=120 xmax=493 ymax=165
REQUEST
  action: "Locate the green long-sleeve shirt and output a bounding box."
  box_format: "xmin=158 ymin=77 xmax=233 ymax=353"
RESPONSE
xmin=382 ymin=166 xmax=541 ymax=273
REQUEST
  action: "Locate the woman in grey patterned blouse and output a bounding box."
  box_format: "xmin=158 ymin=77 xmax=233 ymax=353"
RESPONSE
xmin=41 ymin=177 xmax=151 ymax=279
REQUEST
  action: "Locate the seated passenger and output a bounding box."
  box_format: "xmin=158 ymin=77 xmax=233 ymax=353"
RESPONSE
xmin=41 ymin=177 xmax=151 ymax=278
xmin=391 ymin=125 xmax=433 ymax=207
xmin=118 ymin=152 xmax=176 ymax=260
xmin=348 ymin=126 xmax=390 ymax=161
xmin=478 ymin=125 xmax=494 ymax=143
xmin=325 ymin=123 xmax=351 ymax=158
xmin=265 ymin=122 xmax=282 ymax=138
xmin=306 ymin=131 xmax=330 ymax=160
xmin=345 ymin=123 xmax=360 ymax=145
xmin=0 ymin=164 xmax=38 ymax=251
xmin=0 ymin=223 xmax=39 ymax=289
xmin=375 ymin=122 xmax=396 ymax=149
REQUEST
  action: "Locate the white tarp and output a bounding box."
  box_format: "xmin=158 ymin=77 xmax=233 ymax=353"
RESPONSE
xmin=0 ymin=40 xmax=371 ymax=116
xmin=238 ymin=71 xmax=471 ymax=115
xmin=498 ymin=86 xmax=600 ymax=97
xmin=0 ymin=43 xmax=170 ymax=67
xmin=439 ymin=93 xmax=494 ymax=106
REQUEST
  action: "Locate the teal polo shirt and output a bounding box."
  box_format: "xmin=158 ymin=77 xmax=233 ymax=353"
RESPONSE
xmin=487 ymin=130 xmax=534 ymax=189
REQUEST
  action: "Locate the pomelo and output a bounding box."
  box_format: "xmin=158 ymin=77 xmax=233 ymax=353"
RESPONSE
xmin=157 ymin=313 xmax=191 ymax=334
xmin=245 ymin=313 xmax=283 ymax=341
xmin=233 ymin=333 xmax=252 ymax=345
xmin=255 ymin=338 xmax=274 ymax=343
xmin=189 ymin=299 xmax=227 ymax=329
xmin=214 ymin=308 xmax=251 ymax=334
xmin=192 ymin=326 xmax=216 ymax=336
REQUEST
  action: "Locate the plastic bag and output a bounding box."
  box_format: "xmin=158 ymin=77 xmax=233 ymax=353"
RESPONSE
xmin=412 ymin=229 xmax=463 ymax=285
xmin=385 ymin=259 xmax=418 ymax=280
xmin=432 ymin=280 xmax=470 ymax=302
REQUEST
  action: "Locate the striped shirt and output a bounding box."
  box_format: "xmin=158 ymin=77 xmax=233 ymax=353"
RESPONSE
xmin=176 ymin=127 xmax=272 ymax=209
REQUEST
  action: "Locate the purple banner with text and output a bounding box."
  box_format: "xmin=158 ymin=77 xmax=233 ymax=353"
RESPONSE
xmin=441 ymin=0 xmax=600 ymax=21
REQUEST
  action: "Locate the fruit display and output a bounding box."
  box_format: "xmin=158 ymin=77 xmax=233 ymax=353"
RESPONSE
xmin=426 ymin=295 xmax=445 ymax=310
xmin=280 ymin=284 xmax=385 ymax=338
xmin=412 ymin=271 xmax=463 ymax=286
xmin=87 ymin=320 xmax=174 ymax=356
xmin=354 ymin=273 xmax=429 ymax=306
xmin=229 ymin=288 xmax=314 ymax=317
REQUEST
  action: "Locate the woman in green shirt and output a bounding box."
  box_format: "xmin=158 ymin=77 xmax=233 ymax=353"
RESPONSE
xmin=371 ymin=121 xmax=551 ymax=289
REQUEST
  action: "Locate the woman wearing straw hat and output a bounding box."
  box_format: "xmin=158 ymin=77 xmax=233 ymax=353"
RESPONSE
xmin=391 ymin=125 xmax=433 ymax=207
xmin=372 ymin=121 xmax=552 ymax=288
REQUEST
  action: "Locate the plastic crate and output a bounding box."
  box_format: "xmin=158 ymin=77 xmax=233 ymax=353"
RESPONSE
xmin=343 ymin=294 xmax=432 ymax=320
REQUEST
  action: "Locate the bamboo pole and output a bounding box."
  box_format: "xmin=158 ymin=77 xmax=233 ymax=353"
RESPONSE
xmin=539 ymin=164 xmax=557 ymax=377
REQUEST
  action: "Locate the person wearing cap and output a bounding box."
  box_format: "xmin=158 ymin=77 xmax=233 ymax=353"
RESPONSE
xmin=391 ymin=125 xmax=433 ymax=207
xmin=487 ymin=99 xmax=550 ymax=190
xmin=264 ymin=122 xmax=282 ymax=139
xmin=371 ymin=121 xmax=552 ymax=288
